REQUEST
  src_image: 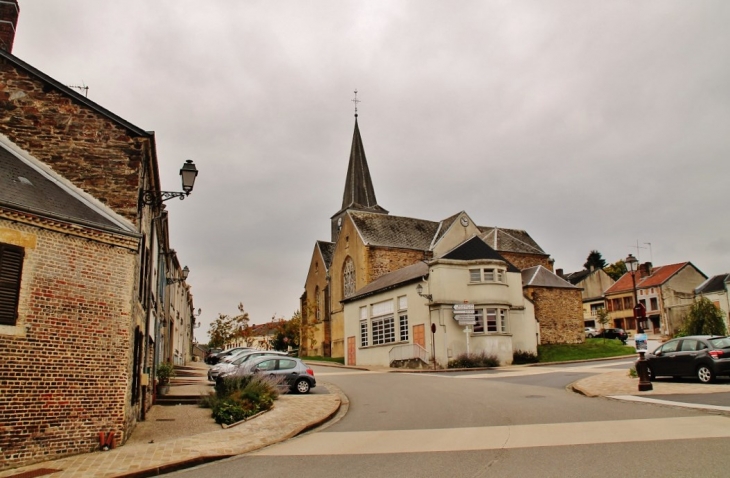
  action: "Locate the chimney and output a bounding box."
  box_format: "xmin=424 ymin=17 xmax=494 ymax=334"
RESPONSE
xmin=638 ymin=262 xmax=652 ymax=279
xmin=0 ymin=0 xmax=19 ymax=53
xmin=556 ymin=268 xmax=564 ymax=278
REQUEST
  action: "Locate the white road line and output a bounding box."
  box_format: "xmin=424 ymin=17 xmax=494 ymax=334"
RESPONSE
xmin=610 ymin=395 xmax=730 ymax=412
xmin=313 ymin=371 xmax=385 ymax=376
xmin=254 ymin=416 xmax=730 ymax=456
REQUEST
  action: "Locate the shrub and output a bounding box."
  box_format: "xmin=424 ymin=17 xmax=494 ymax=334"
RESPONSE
xmin=512 ymin=350 xmax=539 ymax=364
xmin=201 ymin=374 xmax=282 ymax=425
xmin=447 ymin=351 xmax=499 ymax=369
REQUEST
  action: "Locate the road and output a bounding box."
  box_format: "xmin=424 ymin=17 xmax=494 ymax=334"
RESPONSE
xmin=172 ymin=358 xmax=730 ymax=477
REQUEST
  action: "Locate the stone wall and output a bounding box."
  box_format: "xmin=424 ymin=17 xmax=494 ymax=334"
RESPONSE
xmin=368 ymin=246 xmax=426 ymax=282
xmin=0 ymin=60 xmax=149 ymax=224
xmin=502 ymin=252 xmax=552 ymax=271
xmin=524 ymin=287 xmax=584 ymax=344
xmin=0 ymin=218 xmax=137 ymax=471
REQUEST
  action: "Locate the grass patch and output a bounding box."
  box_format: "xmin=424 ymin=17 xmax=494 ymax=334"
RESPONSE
xmin=537 ymin=338 xmax=636 ymax=363
xmin=301 ymin=356 xmax=345 ymax=364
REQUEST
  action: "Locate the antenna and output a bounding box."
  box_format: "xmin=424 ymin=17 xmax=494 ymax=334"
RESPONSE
xmin=68 ymin=82 xmax=89 ymax=97
xmin=628 ymin=240 xmax=647 ymax=262
xmin=644 ymin=242 xmax=653 ymax=264
xmin=352 ymin=89 xmax=360 ymax=117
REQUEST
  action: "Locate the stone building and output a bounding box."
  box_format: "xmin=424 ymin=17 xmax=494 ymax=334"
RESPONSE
xmin=301 ymin=114 xmax=582 ymax=358
xmin=559 ymin=267 xmax=615 ymax=328
xmin=0 ymin=3 xmax=196 ymax=470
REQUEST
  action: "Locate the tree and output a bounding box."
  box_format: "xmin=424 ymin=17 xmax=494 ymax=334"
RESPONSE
xmin=583 ymin=250 xmax=607 ymax=270
xmin=595 ymin=308 xmax=610 ymax=342
xmin=679 ymin=297 xmax=727 ymax=337
xmin=270 ymin=312 xmax=301 ymax=352
xmin=207 ymin=302 xmax=252 ymax=348
xmin=604 ymin=259 xmax=627 ymax=281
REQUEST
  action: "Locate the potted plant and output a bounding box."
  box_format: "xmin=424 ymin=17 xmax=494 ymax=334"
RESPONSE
xmin=156 ymin=362 xmax=176 ymax=396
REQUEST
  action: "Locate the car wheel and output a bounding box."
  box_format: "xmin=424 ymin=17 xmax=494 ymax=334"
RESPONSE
xmin=697 ymin=365 xmax=715 ymax=384
xmin=294 ymin=378 xmax=311 ymax=394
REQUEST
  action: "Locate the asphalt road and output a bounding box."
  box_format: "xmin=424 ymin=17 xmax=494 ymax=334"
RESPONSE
xmin=171 ymin=360 xmax=730 ymax=477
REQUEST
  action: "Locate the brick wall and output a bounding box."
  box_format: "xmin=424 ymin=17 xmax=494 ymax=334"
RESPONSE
xmin=368 ymin=246 xmax=426 ymax=282
xmin=502 ymin=252 xmax=552 ymax=271
xmin=524 ymin=287 xmax=584 ymax=344
xmin=0 ymin=60 xmax=148 ymax=224
xmin=0 ymin=218 xmax=137 ymax=471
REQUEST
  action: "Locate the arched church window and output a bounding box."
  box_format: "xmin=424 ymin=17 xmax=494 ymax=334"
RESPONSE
xmin=343 ymin=257 xmax=355 ymax=298
xmin=315 ymin=286 xmax=321 ymax=322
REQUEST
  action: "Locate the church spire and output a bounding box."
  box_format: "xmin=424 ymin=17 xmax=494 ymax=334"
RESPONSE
xmin=331 ymin=92 xmax=387 ymax=241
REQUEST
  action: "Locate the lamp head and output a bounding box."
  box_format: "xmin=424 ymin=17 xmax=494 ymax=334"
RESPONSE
xmin=625 ymin=253 xmax=639 ymax=272
xmin=180 ymin=160 xmax=198 ymax=194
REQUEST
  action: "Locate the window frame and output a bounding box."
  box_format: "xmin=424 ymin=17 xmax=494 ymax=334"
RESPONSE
xmin=0 ymin=243 xmax=24 ymax=326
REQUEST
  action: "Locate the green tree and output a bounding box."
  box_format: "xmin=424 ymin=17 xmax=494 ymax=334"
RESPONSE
xmin=583 ymin=250 xmax=607 ymax=270
xmin=604 ymin=260 xmax=627 ymax=281
xmin=207 ymin=302 xmax=252 ymax=348
xmin=679 ymin=297 xmax=727 ymax=337
xmin=270 ymin=312 xmax=301 ymax=352
xmin=595 ymin=308 xmax=610 ymax=342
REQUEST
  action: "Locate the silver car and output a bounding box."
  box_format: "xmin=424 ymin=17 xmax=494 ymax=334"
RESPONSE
xmin=231 ymin=356 xmax=316 ymax=394
xmin=211 ymin=350 xmax=289 ymax=381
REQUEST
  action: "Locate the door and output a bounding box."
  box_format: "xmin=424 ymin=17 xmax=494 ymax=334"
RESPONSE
xmin=347 ymin=336 xmax=356 ymax=366
xmin=652 ymin=340 xmax=680 ymax=376
xmin=413 ymin=324 xmax=426 ymax=349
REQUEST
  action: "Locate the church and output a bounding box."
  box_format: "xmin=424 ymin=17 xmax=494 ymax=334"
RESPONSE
xmin=301 ymin=113 xmax=583 ymax=366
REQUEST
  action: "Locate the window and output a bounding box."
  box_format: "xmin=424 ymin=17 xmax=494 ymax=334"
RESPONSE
xmin=473 ymin=307 xmax=508 ymax=334
xmin=470 ymin=267 xmax=505 ymax=283
xmin=483 ymin=269 xmax=495 ymax=281
xmin=360 ymin=306 xmax=368 ymax=346
xmin=0 ymin=243 xmax=24 ymax=326
xmin=315 ymin=286 xmax=321 ymax=322
xmin=398 ymin=296 xmax=408 ymax=341
xmin=650 ymin=297 xmax=658 ymax=311
xmin=470 ymin=269 xmax=481 ymax=282
xmin=343 ymin=257 xmax=355 ymax=298
xmin=497 ymin=269 xmax=504 ymax=282
xmin=278 ymin=359 xmax=296 ymax=370
xmin=623 ymin=297 xmax=633 ymax=310
xmin=372 ymin=316 xmax=395 ymax=345
xmin=612 ymin=298 xmax=622 ymax=311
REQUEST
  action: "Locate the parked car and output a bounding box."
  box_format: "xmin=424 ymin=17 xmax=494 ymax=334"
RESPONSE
xmin=644 ymin=336 xmax=730 ymax=383
xmin=209 ymin=350 xmax=288 ymax=382
xmin=229 ymin=355 xmax=316 ymax=394
xmin=584 ymin=327 xmax=598 ymax=338
xmin=206 ymin=347 xmax=254 ymax=365
xmin=599 ymin=328 xmax=628 ymax=344
xmin=204 ymin=348 xmax=222 ymax=364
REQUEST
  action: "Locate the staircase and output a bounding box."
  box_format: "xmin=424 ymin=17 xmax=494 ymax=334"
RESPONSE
xmin=154 ymin=363 xmax=212 ymax=406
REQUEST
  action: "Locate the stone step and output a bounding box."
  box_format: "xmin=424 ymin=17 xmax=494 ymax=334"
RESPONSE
xmin=155 ymin=395 xmax=202 ymax=406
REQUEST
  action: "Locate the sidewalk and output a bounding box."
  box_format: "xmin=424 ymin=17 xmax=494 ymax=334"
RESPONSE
xmin=3 ymin=358 xmax=729 ymax=477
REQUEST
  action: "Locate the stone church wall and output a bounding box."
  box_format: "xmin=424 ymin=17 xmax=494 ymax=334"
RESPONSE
xmin=524 ymin=286 xmax=584 ymax=345
xmin=367 ymin=247 xmax=426 ymax=282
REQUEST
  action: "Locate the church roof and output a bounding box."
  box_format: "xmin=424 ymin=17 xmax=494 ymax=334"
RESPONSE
xmin=316 ymin=241 xmax=335 ymax=269
xmin=335 ymin=118 xmax=387 ymax=217
xmin=442 ymin=236 xmax=521 ymax=272
xmin=478 ymin=226 xmax=546 ymax=255
xmin=522 ymin=265 xmax=578 ymax=289
xmin=349 ymin=210 xmax=440 ymax=250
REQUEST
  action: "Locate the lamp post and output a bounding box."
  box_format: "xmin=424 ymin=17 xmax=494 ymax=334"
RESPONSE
xmin=626 ymin=253 xmax=652 ymax=392
xmin=166 ymin=265 xmax=189 ymax=285
xmin=140 ymin=160 xmax=199 ymax=207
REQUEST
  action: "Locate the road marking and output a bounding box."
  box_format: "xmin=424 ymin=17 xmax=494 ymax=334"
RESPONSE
xmin=313 ymin=370 xmax=385 ymax=376
xmin=610 ymin=395 xmax=730 ymax=412
xmin=254 ymin=416 xmax=730 ymax=456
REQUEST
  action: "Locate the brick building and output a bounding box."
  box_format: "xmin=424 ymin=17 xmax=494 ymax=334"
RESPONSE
xmin=301 ymin=114 xmax=582 ymax=359
xmin=0 ymin=2 xmax=197 ymax=470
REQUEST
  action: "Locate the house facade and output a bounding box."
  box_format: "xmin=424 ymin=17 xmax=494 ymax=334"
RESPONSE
xmin=343 ymin=237 xmax=538 ymax=368
xmin=302 ymin=115 xmax=582 ymax=359
xmin=559 ymin=268 xmax=615 ymax=328
xmin=0 ymin=5 xmax=197 ymax=470
xmin=603 ymin=262 xmax=707 ymax=336
xmin=695 ymin=274 xmax=730 ymax=332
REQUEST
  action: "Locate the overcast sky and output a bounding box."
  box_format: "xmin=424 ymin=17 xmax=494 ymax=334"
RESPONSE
xmin=13 ymin=1 xmax=730 ymax=343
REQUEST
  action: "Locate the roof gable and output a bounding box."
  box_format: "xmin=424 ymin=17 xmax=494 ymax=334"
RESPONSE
xmin=604 ymin=262 xmax=702 ymax=294
xmin=522 ymin=265 xmax=578 ymax=289
xmin=478 ymin=226 xmax=546 ymax=255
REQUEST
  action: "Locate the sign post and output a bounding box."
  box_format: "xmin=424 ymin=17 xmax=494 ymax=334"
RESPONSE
xmin=430 ymin=323 xmax=437 ymax=370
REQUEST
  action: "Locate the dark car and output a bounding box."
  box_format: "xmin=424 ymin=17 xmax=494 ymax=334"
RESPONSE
xmin=206 ymin=347 xmax=253 ymax=365
xmin=644 ymin=336 xmax=730 ymax=384
xmin=599 ymin=328 xmax=628 ymax=344
xmin=236 ymin=356 xmax=316 ymax=394
xmin=204 ymin=348 xmax=222 ymax=364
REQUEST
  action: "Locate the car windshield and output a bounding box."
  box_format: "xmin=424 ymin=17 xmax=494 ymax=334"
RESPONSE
xmin=709 ymin=337 xmax=730 ymax=349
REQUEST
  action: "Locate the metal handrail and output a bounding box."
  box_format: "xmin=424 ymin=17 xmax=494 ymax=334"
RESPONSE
xmin=389 ymin=343 xmax=429 ymax=364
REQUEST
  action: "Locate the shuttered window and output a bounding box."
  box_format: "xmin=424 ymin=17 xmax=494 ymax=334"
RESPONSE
xmin=0 ymin=243 xmax=24 ymax=326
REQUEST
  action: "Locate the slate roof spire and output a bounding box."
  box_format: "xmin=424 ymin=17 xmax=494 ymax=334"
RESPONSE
xmin=340 ymin=116 xmax=384 ymax=213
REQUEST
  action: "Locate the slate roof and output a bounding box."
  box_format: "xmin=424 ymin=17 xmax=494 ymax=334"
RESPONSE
xmin=334 ymin=118 xmax=387 ymax=217
xmin=604 ymin=262 xmax=704 ymax=294
xmin=522 ymin=265 xmax=579 ymax=289
xmin=349 ymin=211 xmax=440 ymax=250
xmin=345 ymin=261 xmax=429 ymax=302
xmin=316 ymin=241 xmax=335 ymax=269
xmin=0 ymin=141 xmax=135 ymax=234
xmin=563 ymin=269 xmax=591 ymax=285
xmin=695 ymin=274 xmax=730 ymax=294
xmin=431 ymin=211 xmax=462 ymax=246
xmin=478 ymin=226 xmax=546 ymax=255
xmin=442 ymin=236 xmax=520 ymax=272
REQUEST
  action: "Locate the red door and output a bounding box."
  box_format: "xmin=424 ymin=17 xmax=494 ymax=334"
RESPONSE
xmin=413 ymin=324 xmax=425 ymax=349
xmin=347 ymin=336 xmax=356 ymax=366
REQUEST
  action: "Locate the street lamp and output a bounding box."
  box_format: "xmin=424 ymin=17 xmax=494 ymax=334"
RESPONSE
xmin=166 ymin=265 xmax=189 ymax=285
xmin=140 ymin=160 xmax=199 ymax=207
xmin=415 ymin=283 xmax=433 ymax=302
xmin=626 ymin=253 xmax=652 ymax=392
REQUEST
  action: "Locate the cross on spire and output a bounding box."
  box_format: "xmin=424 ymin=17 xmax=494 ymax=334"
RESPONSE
xmin=352 ymin=89 xmax=360 ymax=117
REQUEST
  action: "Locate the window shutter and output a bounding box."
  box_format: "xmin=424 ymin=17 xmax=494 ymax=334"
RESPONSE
xmin=0 ymin=244 xmax=24 ymax=326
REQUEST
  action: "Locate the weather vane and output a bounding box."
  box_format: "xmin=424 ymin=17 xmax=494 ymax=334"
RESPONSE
xmin=352 ymin=89 xmax=360 ymax=117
